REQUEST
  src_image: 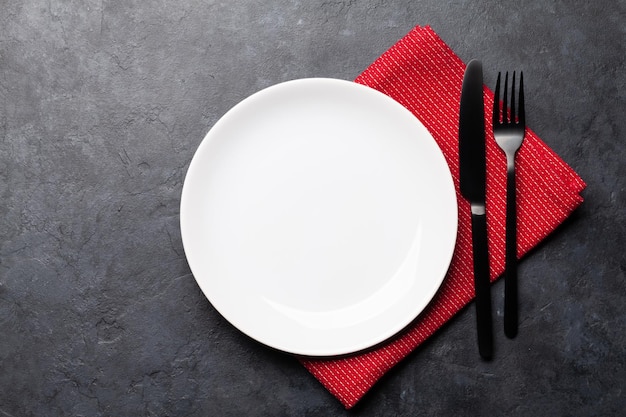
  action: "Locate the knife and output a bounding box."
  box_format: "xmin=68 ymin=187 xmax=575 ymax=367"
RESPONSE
xmin=459 ymin=59 xmax=493 ymax=360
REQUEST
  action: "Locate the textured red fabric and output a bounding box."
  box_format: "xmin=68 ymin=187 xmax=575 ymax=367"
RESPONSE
xmin=299 ymin=26 xmax=586 ymax=409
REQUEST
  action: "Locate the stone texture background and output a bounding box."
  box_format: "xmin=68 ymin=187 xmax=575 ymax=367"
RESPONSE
xmin=0 ymin=0 xmax=624 ymax=416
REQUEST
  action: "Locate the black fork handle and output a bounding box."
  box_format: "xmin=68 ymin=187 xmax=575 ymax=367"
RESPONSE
xmin=504 ymin=167 xmax=518 ymax=338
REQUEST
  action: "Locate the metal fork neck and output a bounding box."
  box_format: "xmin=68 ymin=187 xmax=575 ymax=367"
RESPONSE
xmin=506 ymin=153 xmax=516 ymax=169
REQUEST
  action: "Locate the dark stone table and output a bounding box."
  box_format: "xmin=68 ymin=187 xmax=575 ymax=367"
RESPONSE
xmin=1 ymin=1 xmax=623 ymax=415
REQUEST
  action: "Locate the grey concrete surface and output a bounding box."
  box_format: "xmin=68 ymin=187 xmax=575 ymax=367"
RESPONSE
xmin=0 ymin=0 xmax=624 ymax=416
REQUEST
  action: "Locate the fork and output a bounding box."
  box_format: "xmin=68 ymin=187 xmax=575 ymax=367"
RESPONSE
xmin=493 ymin=71 xmax=525 ymax=339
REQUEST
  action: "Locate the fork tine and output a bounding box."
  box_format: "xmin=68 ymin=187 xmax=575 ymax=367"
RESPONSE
xmin=493 ymin=72 xmax=501 ymax=125
xmin=511 ymin=71 xmax=516 ymax=124
xmin=503 ymin=72 xmax=509 ymax=123
xmin=518 ymin=71 xmax=525 ymax=126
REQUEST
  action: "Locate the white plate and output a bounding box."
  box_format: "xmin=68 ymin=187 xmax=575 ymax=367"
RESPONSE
xmin=180 ymin=78 xmax=457 ymax=356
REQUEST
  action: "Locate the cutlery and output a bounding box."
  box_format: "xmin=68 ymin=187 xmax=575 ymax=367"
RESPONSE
xmin=493 ymin=71 xmax=526 ymax=338
xmin=459 ymin=60 xmax=493 ymax=359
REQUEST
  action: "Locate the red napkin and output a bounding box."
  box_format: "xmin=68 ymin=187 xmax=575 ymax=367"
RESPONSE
xmin=299 ymin=25 xmax=586 ymax=409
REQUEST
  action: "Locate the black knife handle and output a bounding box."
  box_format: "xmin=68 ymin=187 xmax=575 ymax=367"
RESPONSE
xmin=504 ymin=168 xmax=518 ymax=338
xmin=471 ymin=212 xmax=493 ymax=360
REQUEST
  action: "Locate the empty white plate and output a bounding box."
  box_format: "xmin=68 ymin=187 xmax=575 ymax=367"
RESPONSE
xmin=180 ymin=78 xmax=457 ymax=356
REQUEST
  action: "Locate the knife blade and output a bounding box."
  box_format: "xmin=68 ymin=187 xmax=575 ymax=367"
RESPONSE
xmin=459 ymin=59 xmax=493 ymax=360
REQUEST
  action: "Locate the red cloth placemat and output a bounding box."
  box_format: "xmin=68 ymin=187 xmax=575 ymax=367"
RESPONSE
xmin=300 ymin=25 xmax=586 ymax=409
